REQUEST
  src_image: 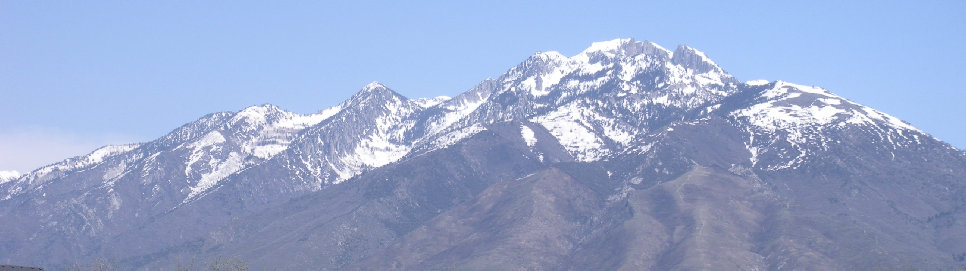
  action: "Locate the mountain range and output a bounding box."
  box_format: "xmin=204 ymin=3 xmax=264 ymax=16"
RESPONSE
xmin=2 ymin=38 xmax=965 ymax=270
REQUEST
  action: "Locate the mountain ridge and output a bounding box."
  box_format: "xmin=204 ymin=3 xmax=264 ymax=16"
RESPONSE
xmin=2 ymin=38 xmax=965 ymax=270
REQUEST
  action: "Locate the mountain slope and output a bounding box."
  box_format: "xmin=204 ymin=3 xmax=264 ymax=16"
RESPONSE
xmin=130 ymin=122 xmax=562 ymax=270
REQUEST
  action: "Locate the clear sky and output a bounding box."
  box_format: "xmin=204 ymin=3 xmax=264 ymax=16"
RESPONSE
xmin=1 ymin=1 xmax=964 ymax=173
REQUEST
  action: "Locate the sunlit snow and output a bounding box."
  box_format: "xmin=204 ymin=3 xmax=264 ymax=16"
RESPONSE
xmin=745 ymin=79 xmax=770 ymax=86
xmin=5 ymin=38 xmax=937 ymax=208
xmin=414 ymin=96 xmax=452 ymax=108
xmin=532 ymin=102 xmax=610 ymax=162
xmin=185 ymin=151 xmax=246 ymax=201
xmin=31 ymin=143 xmax=140 ymax=178
xmin=0 ymin=170 xmax=21 ymax=185
xmin=520 ymin=125 xmax=537 ymax=147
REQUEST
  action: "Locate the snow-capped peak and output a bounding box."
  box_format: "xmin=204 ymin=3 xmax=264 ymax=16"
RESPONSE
xmin=235 ymin=104 xmax=343 ymax=158
xmin=349 ymin=81 xmax=407 ymax=106
xmin=231 ymin=104 xmax=283 ymax=126
xmin=363 ymin=81 xmax=388 ymax=91
xmin=580 ymin=38 xmax=635 ymax=55
xmin=733 ymin=80 xmax=924 ymax=170
xmin=0 ymin=170 xmax=21 ymax=185
xmin=536 ymin=50 xmax=567 ymax=59
xmin=228 ymin=103 xmax=341 ymax=133
xmin=574 ymin=38 xmax=672 ymax=62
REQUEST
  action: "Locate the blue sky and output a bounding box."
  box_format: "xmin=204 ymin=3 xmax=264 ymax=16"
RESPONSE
xmin=1 ymin=1 xmax=964 ymax=172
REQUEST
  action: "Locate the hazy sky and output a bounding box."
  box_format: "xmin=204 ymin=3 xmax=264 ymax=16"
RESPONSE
xmin=2 ymin=1 xmax=964 ymax=173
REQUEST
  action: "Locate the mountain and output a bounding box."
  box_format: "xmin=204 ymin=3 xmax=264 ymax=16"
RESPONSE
xmin=0 ymin=171 xmax=20 ymax=185
xmin=2 ymin=38 xmax=965 ymax=270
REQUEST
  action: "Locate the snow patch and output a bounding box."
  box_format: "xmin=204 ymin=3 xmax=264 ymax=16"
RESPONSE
xmin=276 ymin=105 xmax=343 ymax=129
xmin=520 ymin=125 xmax=537 ymax=147
xmin=739 ymin=81 xmax=921 ymax=135
xmin=432 ymin=90 xmax=490 ymax=134
xmin=531 ymin=102 xmax=610 ymax=162
xmin=746 ymin=80 xmax=770 ymax=86
xmin=428 ymin=124 xmax=487 ymax=150
xmin=523 ymin=64 xmax=571 ymax=97
xmin=0 ymin=170 xmax=21 ymax=185
xmin=185 ymin=151 xmax=246 ymax=201
xmin=31 ymin=143 xmax=140 ymax=178
xmin=736 ymin=102 xmax=847 ymax=134
xmin=251 ymin=145 xmax=289 ymax=159
xmin=819 ymin=98 xmax=841 ymax=105
xmin=102 ymin=161 xmax=127 ymax=182
xmin=414 ymin=96 xmax=452 ymax=108
xmin=185 ymin=131 xmax=226 ymax=178
xmin=578 ymin=62 xmax=608 ymax=75
xmin=580 ymin=38 xmax=633 ymax=56
xmin=773 ymin=81 xmax=834 ymax=97
xmin=856 ymin=106 xmax=921 ymax=132
xmin=735 ymin=80 xmax=924 ymax=170
xmin=236 ymin=104 xmax=344 ymax=160
xmin=188 ymin=131 xmax=226 ymax=149
xmin=327 ymin=105 xmax=420 ymax=183
xmin=109 ymin=192 xmax=122 ymax=211
xmin=331 ymin=135 xmax=409 ymax=183
xmin=87 ymin=144 xmax=140 ymax=164
xmin=694 ymin=72 xmax=724 ymax=86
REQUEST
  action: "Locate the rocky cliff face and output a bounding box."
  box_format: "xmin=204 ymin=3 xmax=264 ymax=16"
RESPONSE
xmin=2 ymin=38 xmax=965 ymax=270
